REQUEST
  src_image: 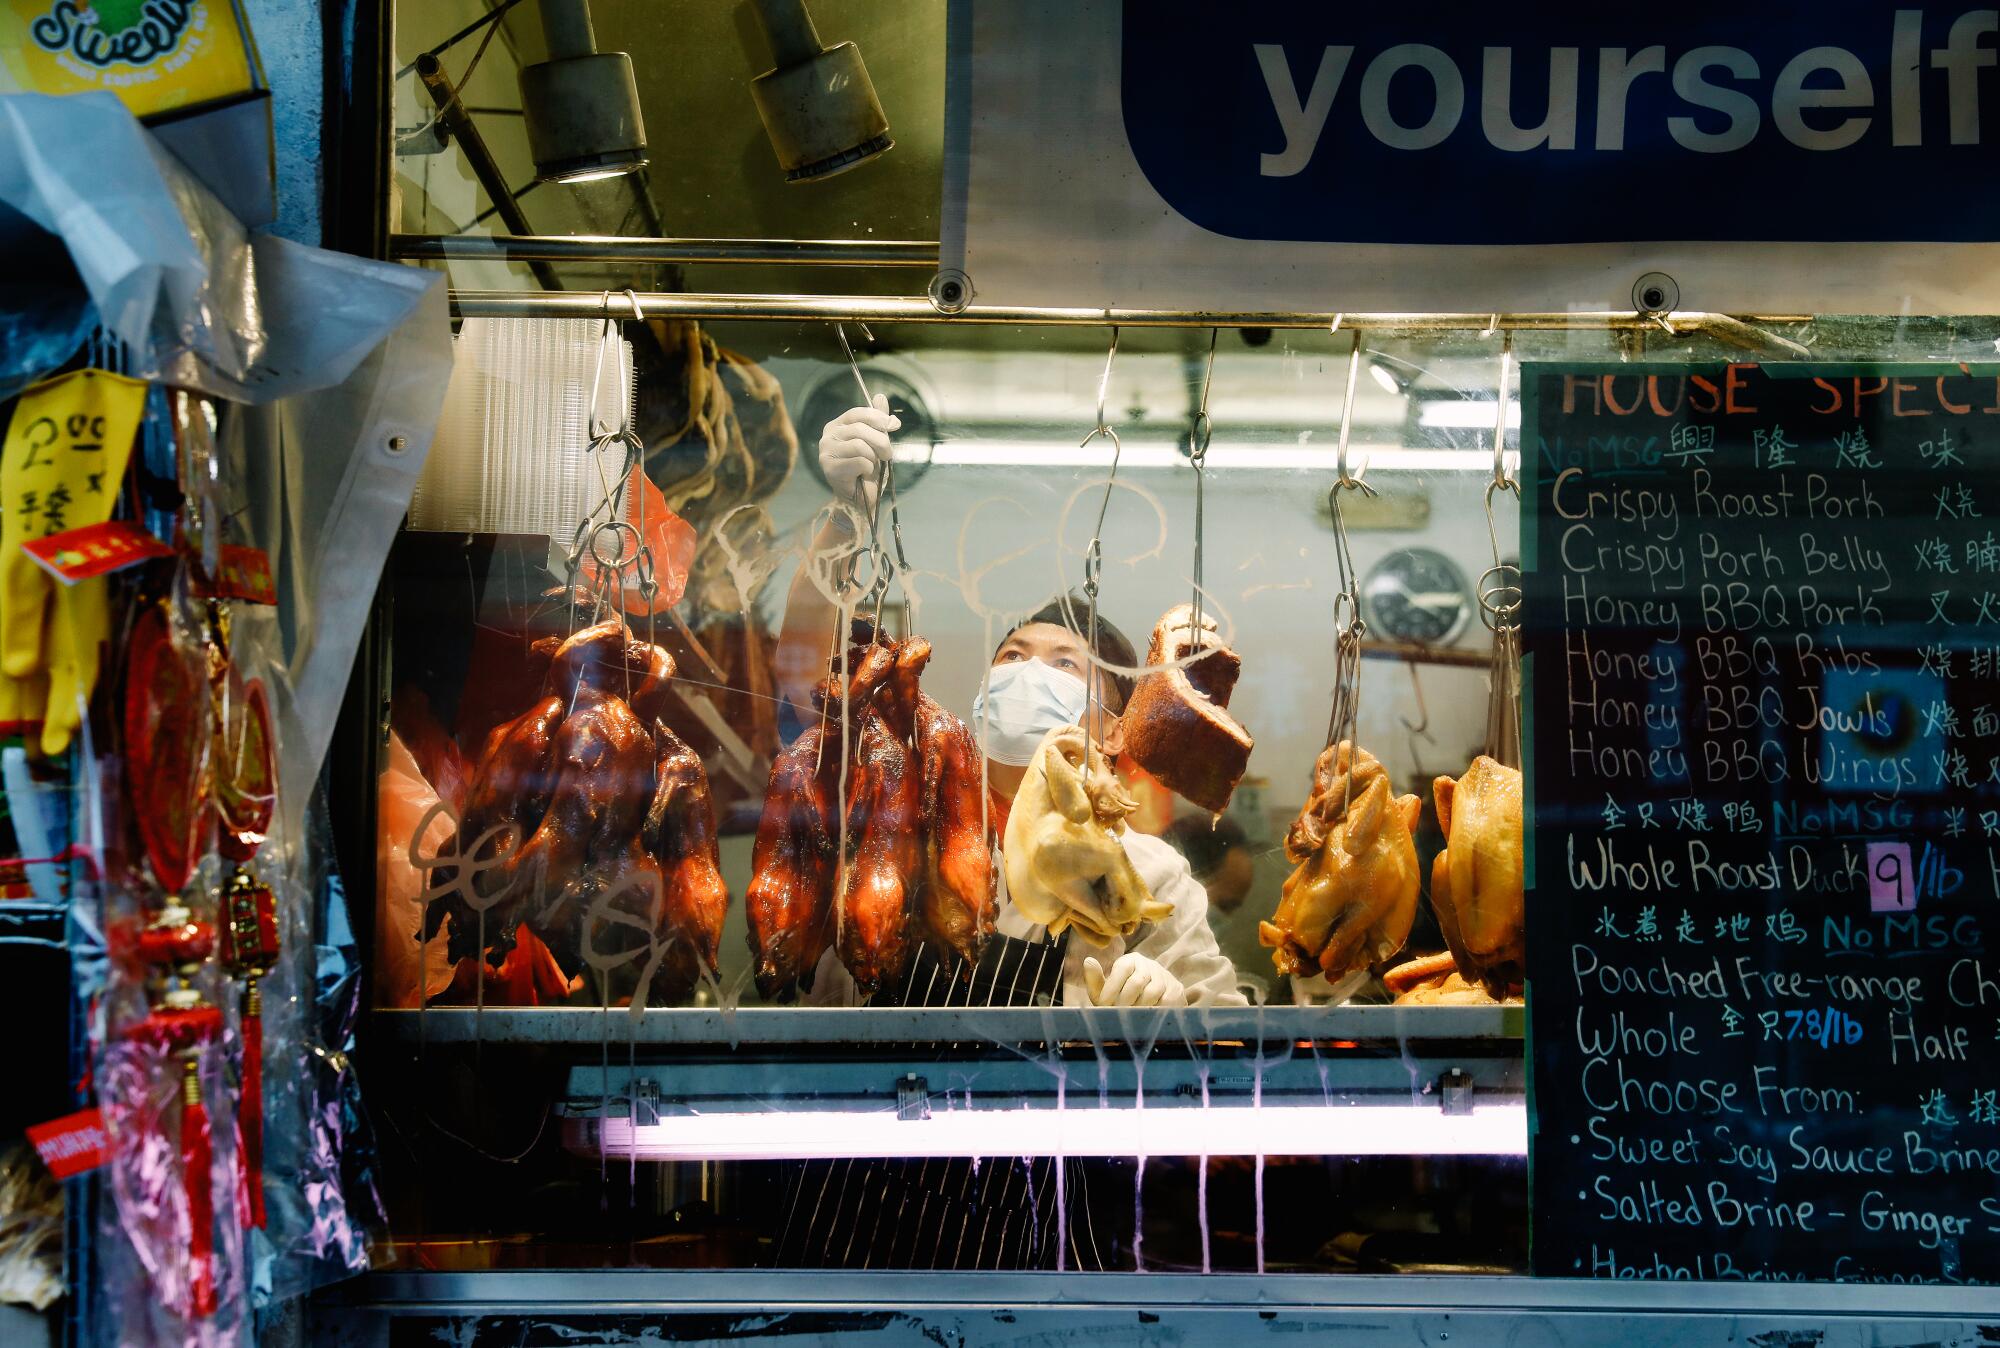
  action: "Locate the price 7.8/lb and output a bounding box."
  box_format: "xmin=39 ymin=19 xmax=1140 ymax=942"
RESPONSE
xmin=1759 ymin=1006 xmax=1865 ymax=1048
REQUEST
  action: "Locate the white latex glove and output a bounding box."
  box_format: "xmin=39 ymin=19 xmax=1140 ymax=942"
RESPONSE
xmin=818 ymin=395 xmax=900 ymax=512
xmin=1083 ymin=953 xmax=1188 ymax=1008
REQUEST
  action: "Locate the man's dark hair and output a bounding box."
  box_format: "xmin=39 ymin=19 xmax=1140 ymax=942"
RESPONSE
xmin=997 ymin=593 xmax=1138 ymax=710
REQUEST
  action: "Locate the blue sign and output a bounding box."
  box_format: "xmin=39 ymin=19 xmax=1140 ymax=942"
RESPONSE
xmin=1120 ymin=3 xmax=2000 ymax=244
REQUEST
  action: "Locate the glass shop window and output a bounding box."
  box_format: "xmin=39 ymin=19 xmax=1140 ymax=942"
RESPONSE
xmin=373 ymin=0 xmax=2000 ymax=1289
xmin=365 ymin=317 xmax=1531 ymax=1274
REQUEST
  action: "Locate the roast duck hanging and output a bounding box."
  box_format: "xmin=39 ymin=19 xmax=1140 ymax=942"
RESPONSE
xmin=1005 ymin=724 xmax=1170 ymax=944
xmin=1121 ymin=603 xmax=1254 ymax=813
xmin=419 ymin=619 xmax=730 ymax=1006
xmin=747 ymin=618 xmax=995 ymax=999
xmin=1424 ymin=755 xmax=1525 ymax=998
xmin=1261 ymin=740 xmax=1422 ymax=981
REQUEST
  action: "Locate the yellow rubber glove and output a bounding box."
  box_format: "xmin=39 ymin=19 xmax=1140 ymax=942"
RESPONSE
xmin=0 ymin=665 xmax=47 ymax=741
xmin=0 ymin=369 xmax=146 ymax=754
xmin=41 ymin=578 xmax=108 ymax=756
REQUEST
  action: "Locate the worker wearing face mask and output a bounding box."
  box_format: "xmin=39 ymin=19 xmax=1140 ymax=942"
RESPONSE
xmin=779 ymin=401 xmax=1246 ymax=1010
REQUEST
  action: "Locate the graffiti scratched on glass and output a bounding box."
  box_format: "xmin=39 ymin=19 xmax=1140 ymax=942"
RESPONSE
xmin=408 ymin=799 xmax=711 ymax=1018
xmin=401 ymin=460 xmax=1291 ymax=1019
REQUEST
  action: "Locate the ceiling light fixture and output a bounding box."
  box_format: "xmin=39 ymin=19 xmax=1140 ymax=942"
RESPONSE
xmin=519 ymin=0 xmax=649 ymax=185
xmin=1367 ymin=357 xmax=1414 ymax=396
xmin=747 ymin=0 xmax=893 ymax=182
xmin=1418 ymin=399 xmax=1523 ymax=430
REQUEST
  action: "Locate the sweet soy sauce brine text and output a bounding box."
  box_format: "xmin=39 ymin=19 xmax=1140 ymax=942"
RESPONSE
xmin=1523 ymin=363 xmax=2000 ymax=1286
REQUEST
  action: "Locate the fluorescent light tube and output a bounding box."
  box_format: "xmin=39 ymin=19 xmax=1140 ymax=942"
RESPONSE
xmin=1418 ymin=401 xmax=1522 ymax=430
xmin=575 ymin=1101 xmax=1526 ymax=1161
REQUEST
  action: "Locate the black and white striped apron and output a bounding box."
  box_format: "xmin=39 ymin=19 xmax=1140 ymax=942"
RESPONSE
xmin=771 ymin=930 xmax=1109 ymax=1270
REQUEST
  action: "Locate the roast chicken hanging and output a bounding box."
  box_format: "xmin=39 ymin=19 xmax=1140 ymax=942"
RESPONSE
xmin=1429 ymin=755 xmax=1525 ymax=998
xmin=1121 ymin=603 xmax=1254 ymax=813
xmin=1383 ymin=950 xmax=1519 ymax=1006
xmin=747 ymin=620 xmax=996 ymax=999
xmin=1261 ymin=740 xmax=1422 ymax=980
xmin=1005 ymin=724 xmax=1170 ymax=944
xmin=418 ymin=620 xmax=729 ymax=1006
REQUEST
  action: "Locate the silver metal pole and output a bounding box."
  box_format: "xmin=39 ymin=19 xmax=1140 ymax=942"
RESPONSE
xmin=443 ymin=288 xmax=1811 ymax=355
xmin=413 ymin=63 xmax=563 ymax=292
xmin=397 ymin=234 xmax=937 ymax=267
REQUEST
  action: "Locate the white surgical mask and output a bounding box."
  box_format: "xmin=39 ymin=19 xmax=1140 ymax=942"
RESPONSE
xmin=970 ymin=658 xmax=1090 ymax=766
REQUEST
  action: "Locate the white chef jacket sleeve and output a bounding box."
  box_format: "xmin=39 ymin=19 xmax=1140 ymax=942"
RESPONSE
xmin=1090 ymin=831 xmax=1249 ymax=1008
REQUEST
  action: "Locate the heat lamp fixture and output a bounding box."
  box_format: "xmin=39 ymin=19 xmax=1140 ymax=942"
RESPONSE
xmin=519 ymin=0 xmax=650 ymax=185
xmin=747 ymin=0 xmax=894 ymax=182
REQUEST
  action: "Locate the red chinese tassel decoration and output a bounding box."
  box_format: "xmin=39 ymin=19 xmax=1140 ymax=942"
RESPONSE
xmin=178 ymin=1054 xmax=216 ymax=1313
xmin=126 ymin=902 xmax=222 ymax=1318
xmin=214 ymin=618 xmax=277 ymax=1229
xmin=240 ymin=983 xmax=262 ymax=1226
xmin=218 ymin=869 xmax=277 ymax=1227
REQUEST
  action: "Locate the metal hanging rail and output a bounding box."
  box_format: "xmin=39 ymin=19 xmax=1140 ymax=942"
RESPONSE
xmin=398 ymin=234 xmax=939 ymax=267
xmin=375 ymin=1003 xmax=1520 ymax=1045
xmin=442 ymin=288 xmax=1812 ymax=355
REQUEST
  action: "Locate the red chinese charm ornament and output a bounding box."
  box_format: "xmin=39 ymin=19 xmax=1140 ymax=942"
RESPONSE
xmin=123 ymin=600 xmax=207 ymax=894
xmin=123 ymin=901 xmax=222 ymax=1317
xmin=217 ymin=868 xmax=276 ymax=1226
xmin=208 ymin=604 xmax=279 ymax=1227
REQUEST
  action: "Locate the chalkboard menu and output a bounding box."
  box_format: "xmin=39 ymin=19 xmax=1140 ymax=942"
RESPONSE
xmin=1523 ymin=363 xmax=1999 ymax=1286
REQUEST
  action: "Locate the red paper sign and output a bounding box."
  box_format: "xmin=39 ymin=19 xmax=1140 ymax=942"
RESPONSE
xmin=192 ymin=545 xmax=276 ymax=605
xmin=26 ymin=1107 xmax=107 ymax=1179
xmin=21 ymin=520 xmax=173 ymax=584
xmin=578 ymin=468 xmax=695 ymax=616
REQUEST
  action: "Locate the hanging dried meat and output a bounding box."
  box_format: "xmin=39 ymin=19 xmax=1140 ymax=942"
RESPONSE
xmin=1005 ymin=724 xmax=1170 ymax=944
xmin=748 ymin=640 xmax=890 ymax=997
xmin=1429 ymin=755 xmax=1525 ymax=998
xmin=743 ymin=680 xmax=843 ymax=998
xmin=873 ymin=633 xmax=998 ymax=972
xmin=1261 ymin=740 xmax=1422 ymax=980
xmin=747 ymin=620 xmax=996 ymax=999
xmin=630 ymin=318 xmax=801 ymax=819
xmin=1120 ymin=603 xmax=1254 ymax=813
xmin=418 ymin=619 xmax=730 ymax=1005
xmin=835 ymin=658 xmax=923 ymax=998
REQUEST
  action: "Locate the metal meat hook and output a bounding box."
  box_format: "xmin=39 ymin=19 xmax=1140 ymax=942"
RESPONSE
xmin=835 ymin=320 xmax=876 ymax=406
xmin=1187 ymin=327 xmax=1218 ymax=645
xmin=1332 ymin=326 xmax=1374 ymax=496
xmin=832 ymin=320 xmax=909 ymax=634
xmin=1078 ymin=325 xmax=1124 ymax=748
xmin=1480 ymin=332 xmax=1524 ymax=633
xmin=1323 ymin=322 xmax=1378 ymax=813
xmin=1400 ymin=657 xmax=1431 ymax=736
xmin=587 ymin=288 xmax=646 ymax=439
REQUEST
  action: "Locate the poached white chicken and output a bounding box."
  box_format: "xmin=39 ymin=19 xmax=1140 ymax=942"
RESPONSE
xmin=1261 ymin=740 xmax=1422 ymax=980
xmin=1429 ymin=755 xmax=1525 ymax=997
xmin=1004 ymin=725 xmax=1171 ymax=944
